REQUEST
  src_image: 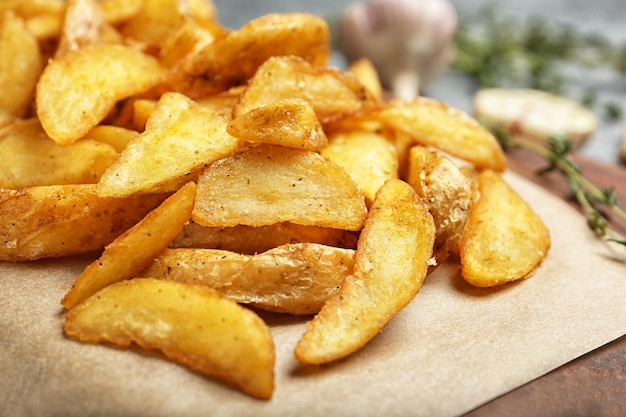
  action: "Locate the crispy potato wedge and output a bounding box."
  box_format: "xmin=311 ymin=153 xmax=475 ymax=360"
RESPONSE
xmin=0 ymin=11 xmax=42 ymax=118
xmin=81 ymin=124 xmax=139 ymax=153
xmin=99 ymin=0 xmax=143 ymax=26
xmin=406 ymin=146 xmax=473 ymax=264
xmin=61 ymin=182 xmax=196 ymax=309
xmin=119 ymin=0 xmax=187 ymax=52
xmin=55 ymin=0 xmax=121 ymax=57
xmin=0 ymin=184 xmax=167 ymax=262
xmin=97 ymin=92 xmax=239 ymax=198
xmin=64 ymin=277 xmax=275 ymax=400
xmin=171 ymin=221 xmax=358 ymax=253
xmin=193 ymin=144 xmax=367 ymax=231
xmin=459 ymin=170 xmax=551 ymax=287
xmin=233 ymin=55 xmax=379 ymax=125
xmin=140 ymin=243 xmax=355 ymax=315
xmin=347 ymin=58 xmax=383 ymax=100
xmin=321 ymin=130 xmax=398 ymax=205
xmin=295 ymin=179 xmax=436 ymax=365
xmin=36 ymin=43 xmax=165 ymax=145
xmin=0 ymin=118 xmax=118 ymax=188
xmin=379 ymin=97 xmax=507 ymax=172
xmin=227 ymin=98 xmax=327 ymax=151
xmin=185 ymin=13 xmax=330 ymax=90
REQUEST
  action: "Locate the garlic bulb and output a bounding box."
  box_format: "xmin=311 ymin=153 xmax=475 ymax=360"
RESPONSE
xmin=338 ymin=0 xmax=457 ymax=98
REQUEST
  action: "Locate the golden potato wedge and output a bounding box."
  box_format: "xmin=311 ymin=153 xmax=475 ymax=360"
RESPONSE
xmin=406 ymin=146 xmax=473 ymax=264
xmin=36 ymin=43 xmax=165 ymax=145
xmin=25 ymin=12 xmax=61 ymax=42
xmin=0 ymin=185 xmax=167 ymax=262
xmin=233 ymin=55 xmax=379 ymax=125
xmin=228 ymin=98 xmax=327 ymax=151
xmin=61 ymin=182 xmax=196 ymax=309
xmin=459 ymin=170 xmax=551 ymax=287
xmin=347 ymin=58 xmax=383 ymax=100
xmin=99 ymin=0 xmax=143 ymax=26
xmin=193 ymin=144 xmax=368 ymax=231
xmin=140 ymin=243 xmax=355 ymax=315
xmin=0 ymin=11 xmax=42 ymax=118
xmin=97 ymin=92 xmax=239 ymax=198
xmin=64 ymin=277 xmax=275 ymax=400
xmin=81 ymin=124 xmax=139 ymax=153
xmin=119 ymin=0 xmax=187 ymax=52
xmin=55 ymin=0 xmax=121 ymax=57
xmin=379 ymin=97 xmax=507 ymax=172
xmin=171 ymin=221 xmax=358 ymax=253
xmin=0 ymin=118 xmax=118 ymax=188
xmin=0 ymin=0 xmax=64 ymax=17
xmin=321 ymin=130 xmax=398 ymax=205
xmin=295 ymin=179 xmax=436 ymax=365
xmin=185 ymin=13 xmax=330 ymax=90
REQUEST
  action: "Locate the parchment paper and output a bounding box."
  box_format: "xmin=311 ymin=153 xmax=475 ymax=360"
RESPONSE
xmin=1 ymin=171 xmax=625 ymax=417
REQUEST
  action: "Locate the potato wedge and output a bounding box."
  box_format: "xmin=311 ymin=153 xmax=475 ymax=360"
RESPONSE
xmin=379 ymin=97 xmax=506 ymax=172
xmin=140 ymin=243 xmax=355 ymax=315
xmin=64 ymin=277 xmax=275 ymax=400
xmin=295 ymin=179 xmax=436 ymax=364
xmin=186 ymin=13 xmax=330 ymax=90
xmin=459 ymin=170 xmax=551 ymax=287
xmin=0 ymin=11 xmax=42 ymax=118
xmin=0 ymin=185 xmax=167 ymax=262
xmin=406 ymin=146 xmax=473 ymax=264
xmin=55 ymin=0 xmax=121 ymax=57
xmin=233 ymin=55 xmax=379 ymax=125
xmin=81 ymin=124 xmax=139 ymax=153
xmin=171 ymin=221 xmax=358 ymax=253
xmin=347 ymin=58 xmax=383 ymax=100
xmin=227 ymin=98 xmax=328 ymax=151
xmin=0 ymin=118 xmax=118 ymax=188
xmin=193 ymin=144 xmax=367 ymax=231
xmin=321 ymin=130 xmax=398 ymax=205
xmin=97 ymin=92 xmax=239 ymax=198
xmin=61 ymin=182 xmax=196 ymax=309
xmin=36 ymin=43 xmax=165 ymax=145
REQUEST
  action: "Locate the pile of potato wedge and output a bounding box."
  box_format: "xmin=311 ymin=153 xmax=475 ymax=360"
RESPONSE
xmin=0 ymin=0 xmax=551 ymax=400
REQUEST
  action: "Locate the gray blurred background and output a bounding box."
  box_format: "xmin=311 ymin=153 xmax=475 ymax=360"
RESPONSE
xmin=212 ymin=0 xmax=626 ymax=165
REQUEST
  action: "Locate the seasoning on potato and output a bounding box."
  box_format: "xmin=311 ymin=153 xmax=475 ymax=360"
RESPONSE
xmin=0 ymin=0 xmax=552 ymax=400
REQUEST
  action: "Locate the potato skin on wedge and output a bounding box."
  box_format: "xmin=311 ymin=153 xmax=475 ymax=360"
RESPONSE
xmin=459 ymin=170 xmax=551 ymax=287
xmin=64 ymin=278 xmax=275 ymax=400
xmin=295 ymin=179 xmax=435 ymax=365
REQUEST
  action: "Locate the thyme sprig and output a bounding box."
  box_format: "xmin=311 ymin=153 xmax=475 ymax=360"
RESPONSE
xmin=490 ymin=125 xmax=626 ymax=247
xmin=453 ymin=6 xmax=626 ymax=118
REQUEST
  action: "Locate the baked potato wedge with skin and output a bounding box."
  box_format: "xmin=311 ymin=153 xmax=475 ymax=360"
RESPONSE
xmin=0 ymin=185 xmax=167 ymax=262
xmin=171 ymin=221 xmax=358 ymax=253
xmin=61 ymin=182 xmax=196 ymax=310
xmin=97 ymin=92 xmax=240 ymax=198
xmin=140 ymin=243 xmax=355 ymax=315
xmin=36 ymin=43 xmax=165 ymax=145
xmin=295 ymin=179 xmax=436 ymax=365
xmin=227 ymin=98 xmax=328 ymax=151
xmin=233 ymin=55 xmax=379 ymax=125
xmin=0 ymin=11 xmax=42 ymax=118
xmin=193 ymin=144 xmax=368 ymax=231
xmin=406 ymin=146 xmax=473 ymax=264
xmin=64 ymin=277 xmax=275 ymax=400
xmin=379 ymin=97 xmax=506 ymax=172
xmin=55 ymin=0 xmax=121 ymax=58
xmin=186 ymin=13 xmax=330 ymax=90
xmin=0 ymin=118 xmax=118 ymax=189
xmin=459 ymin=170 xmax=551 ymax=287
xmin=321 ymin=130 xmax=398 ymax=205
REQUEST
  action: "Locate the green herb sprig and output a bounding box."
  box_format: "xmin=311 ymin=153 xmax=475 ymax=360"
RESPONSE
xmin=453 ymin=6 xmax=626 ymax=118
xmin=489 ymin=125 xmax=626 ymax=247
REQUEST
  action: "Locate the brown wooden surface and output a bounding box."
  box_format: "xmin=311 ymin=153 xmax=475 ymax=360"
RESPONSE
xmin=463 ymin=150 xmax=626 ymax=417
